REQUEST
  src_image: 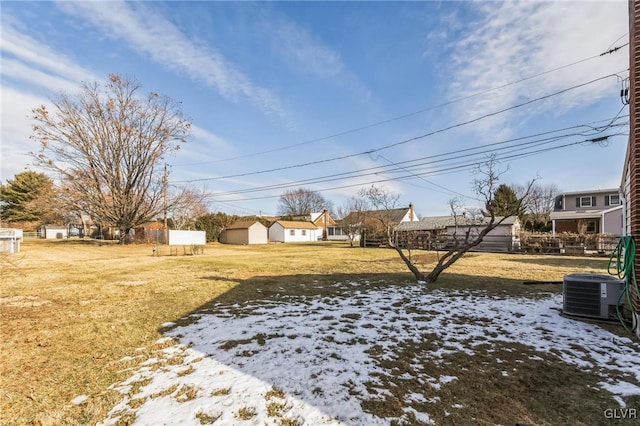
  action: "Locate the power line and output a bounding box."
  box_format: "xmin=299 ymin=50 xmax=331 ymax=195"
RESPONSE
xmin=214 ymin=134 xmax=622 ymax=203
xmin=174 ymin=73 xmax=621 ymax=184
xmin=209 ymin=120 xmax=626 ymax=196
xmin=173 ymin=44 xmax=627 ymax=168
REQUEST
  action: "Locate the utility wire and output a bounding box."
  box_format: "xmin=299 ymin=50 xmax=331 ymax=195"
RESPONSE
xmin=190 ymin=117 xmax=627 ymax=199
xmin=173 ymin=44 xmax=628 ymax=168
xmin=215 ymin=135 xmax=621 ymax=202
xmin=209 ymin=122 xmax=626 ymax=197
xmin=174 ymin=73 xmax=621 ymax=184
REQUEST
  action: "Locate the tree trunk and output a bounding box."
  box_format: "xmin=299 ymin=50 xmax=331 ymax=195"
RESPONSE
xmin=390 ymin=240 xmax=425 ymax=282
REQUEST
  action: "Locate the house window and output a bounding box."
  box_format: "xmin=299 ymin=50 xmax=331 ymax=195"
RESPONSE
xmin=301 ymin=230 xmax=307 ymax=236
xmin=579 ymin=196 xmax=593 ymax=208
xmin=289 ymin=230 xmax=295 ymax=236
xmin=586 ymin=221 xmax=597 ymax=233
xmin=328 ymin=228 xmax=334 ymax=236
xmin=605 ymin=194 xmax=621 ymax=206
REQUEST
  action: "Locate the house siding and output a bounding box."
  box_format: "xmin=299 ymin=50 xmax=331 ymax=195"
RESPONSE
xmin=628 ymin=0 xmax=640 ymax=334
xmin=602 ymin=207 xmax=624 ymax=235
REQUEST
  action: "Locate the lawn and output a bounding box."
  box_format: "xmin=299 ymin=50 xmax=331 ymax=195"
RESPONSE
xmin=1 ymin=239 xmax=638 ymax=425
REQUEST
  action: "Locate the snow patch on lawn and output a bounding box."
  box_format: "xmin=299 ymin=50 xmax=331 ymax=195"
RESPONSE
xmin=100 ymin=285 xmax=640 ymax=425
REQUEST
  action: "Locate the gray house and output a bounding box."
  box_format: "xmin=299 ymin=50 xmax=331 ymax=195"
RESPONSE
xmin=220 ymin=221 xmax=268 ymax=245
xmin=550 ymin=188 xmax=623 ymax=235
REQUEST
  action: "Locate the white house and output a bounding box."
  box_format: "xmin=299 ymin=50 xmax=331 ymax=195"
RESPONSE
xmin=268 ymin=220 xmax=319 ymax=243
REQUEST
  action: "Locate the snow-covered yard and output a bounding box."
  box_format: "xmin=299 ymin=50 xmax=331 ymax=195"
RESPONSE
xmin=100 ymin=281 xmax=640 ymax=425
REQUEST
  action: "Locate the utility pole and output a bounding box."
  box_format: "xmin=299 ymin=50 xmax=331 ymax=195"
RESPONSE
xmin=163 ymin=163 xmax=168 ymax=245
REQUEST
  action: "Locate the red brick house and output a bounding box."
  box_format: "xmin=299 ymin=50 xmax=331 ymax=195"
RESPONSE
xmin=625 ymin=0 xmax=640 ymax=337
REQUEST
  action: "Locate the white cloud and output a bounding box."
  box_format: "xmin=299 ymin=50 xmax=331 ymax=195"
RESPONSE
xmin=448 ymin=1 xmax=628 ymax=137
xmin=55 ymin=0 xmax=290 ymax=124
xmin=266 ymin=15 xmax=345 ymax=79
xmin=1 ymin=58 xmax=81 ymax=95
xmin=0 ymin=22 xmax=100 ymax=93
xmin=0 ymin=87 xmax=48 ymax=180
xmin=257 ymin=8 xmax=373 ymax=106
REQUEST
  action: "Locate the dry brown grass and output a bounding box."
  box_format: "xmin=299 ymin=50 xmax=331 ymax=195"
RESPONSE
xmin=0 ymin=239 xmax=615 ymax=425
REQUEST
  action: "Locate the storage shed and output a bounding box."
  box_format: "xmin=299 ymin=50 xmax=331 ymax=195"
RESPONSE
xmin=221 ymin=221 xmax=268 ymax=245
xmin=0 ymin=228 xmax=22 ymax=253
xmin=268 ymin=220 xmax=319 ymax=243
xmin=40 ymin=225 xmax=68 ymax=239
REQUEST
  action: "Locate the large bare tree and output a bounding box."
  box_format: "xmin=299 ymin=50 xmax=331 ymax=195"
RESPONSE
xmin=277 ymin=188 xmax=332 ymax=216
xmin=31 ymin=74 xmax=191 ymax=243
xmin=169 ymin=185 xmax=212 ymax=230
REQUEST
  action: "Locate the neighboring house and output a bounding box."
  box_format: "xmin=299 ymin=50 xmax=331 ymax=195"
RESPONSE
xmin=326 ymin=220 xmax=353 ymax=241
xmin=268 ymin=220 xmax=319 ymax=243
xmin=220 ymin=221 xmax=268 ymax=245
xmin=394 ymin=215 xmax=521 ymax=253
xmin=550 ymin=189 xmax=623 ymax=236
xmin=339 ymin=204 xmax=419 ymax=244
xmin=289 ymin=210 xmax=337 ymax=240
xmin=39 ymin=225 xmax=68 ymax=239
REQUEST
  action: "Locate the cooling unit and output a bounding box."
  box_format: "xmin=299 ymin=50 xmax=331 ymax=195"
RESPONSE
xmin=563 ymin=273 xmax=625 ymax=320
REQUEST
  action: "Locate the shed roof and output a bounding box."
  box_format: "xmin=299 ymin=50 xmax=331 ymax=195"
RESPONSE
xmin=225 ymin=221 xmax=265 ymax=230
xmin=342 ymin=207 xmax=412 ymax=224
xmin=395 ymin=215 xmax=518 ymax=231
xmin=269 ymin=220 xmax=318 ymax=230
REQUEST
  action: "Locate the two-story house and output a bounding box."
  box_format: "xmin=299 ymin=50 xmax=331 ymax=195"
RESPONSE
xmin=550 ymin=188 xmax=623 ymax=235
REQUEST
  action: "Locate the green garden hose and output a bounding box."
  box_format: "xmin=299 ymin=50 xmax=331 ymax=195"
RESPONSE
xmin=608 ymin=236 xmax=638 ymax=332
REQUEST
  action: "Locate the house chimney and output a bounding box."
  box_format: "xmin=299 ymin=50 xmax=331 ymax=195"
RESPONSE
xmin=409 ymin=203 xmax=415 ymax=221
xmin=323 ymin=209 xmax=328 ymax=240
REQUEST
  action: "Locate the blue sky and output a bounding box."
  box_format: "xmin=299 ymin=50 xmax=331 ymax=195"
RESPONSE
xmin=0 ymin=1 xmax=630 ymax=217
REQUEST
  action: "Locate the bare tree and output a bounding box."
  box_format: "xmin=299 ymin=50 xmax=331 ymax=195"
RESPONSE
xmin=516 ymin=182 xmax=559 ymax=230
xmin=31 ymin=74 xmax=191 ymax=243
xmin=393 ymin=155 xmax=534 ymax=283
xmin=169 ymin=185 xmax=211 ymax=230
xmin=277 ymin=188 xmax=332 ymax=216
xmin=336 ymin=197 xmax=369 ymax=247
xmin=357 ymin=185 xmax=401 ymax=241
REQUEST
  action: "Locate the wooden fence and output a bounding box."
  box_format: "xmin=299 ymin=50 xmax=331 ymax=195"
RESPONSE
xmin=517 ymin=233 xmax=621 ymax=255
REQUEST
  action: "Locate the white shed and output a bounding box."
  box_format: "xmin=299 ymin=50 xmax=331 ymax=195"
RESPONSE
xmin=41 ymin=225 xmax=68 ymax=239
xmin=268 ymin=220 xmax=319 ymax=243
xmin=0 ymin=228 xmax=22 ymax=253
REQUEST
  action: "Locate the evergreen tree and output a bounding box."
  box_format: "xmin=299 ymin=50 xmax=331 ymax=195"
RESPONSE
xmin=0 ymin=171 xmax=59 ymax=224
xmin=487 ymin=184 xmax=525 ymax=219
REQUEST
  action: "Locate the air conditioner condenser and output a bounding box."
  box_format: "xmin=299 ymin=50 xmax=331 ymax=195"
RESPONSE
xmin=563 ymin=273 xmax=626 ymax=320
